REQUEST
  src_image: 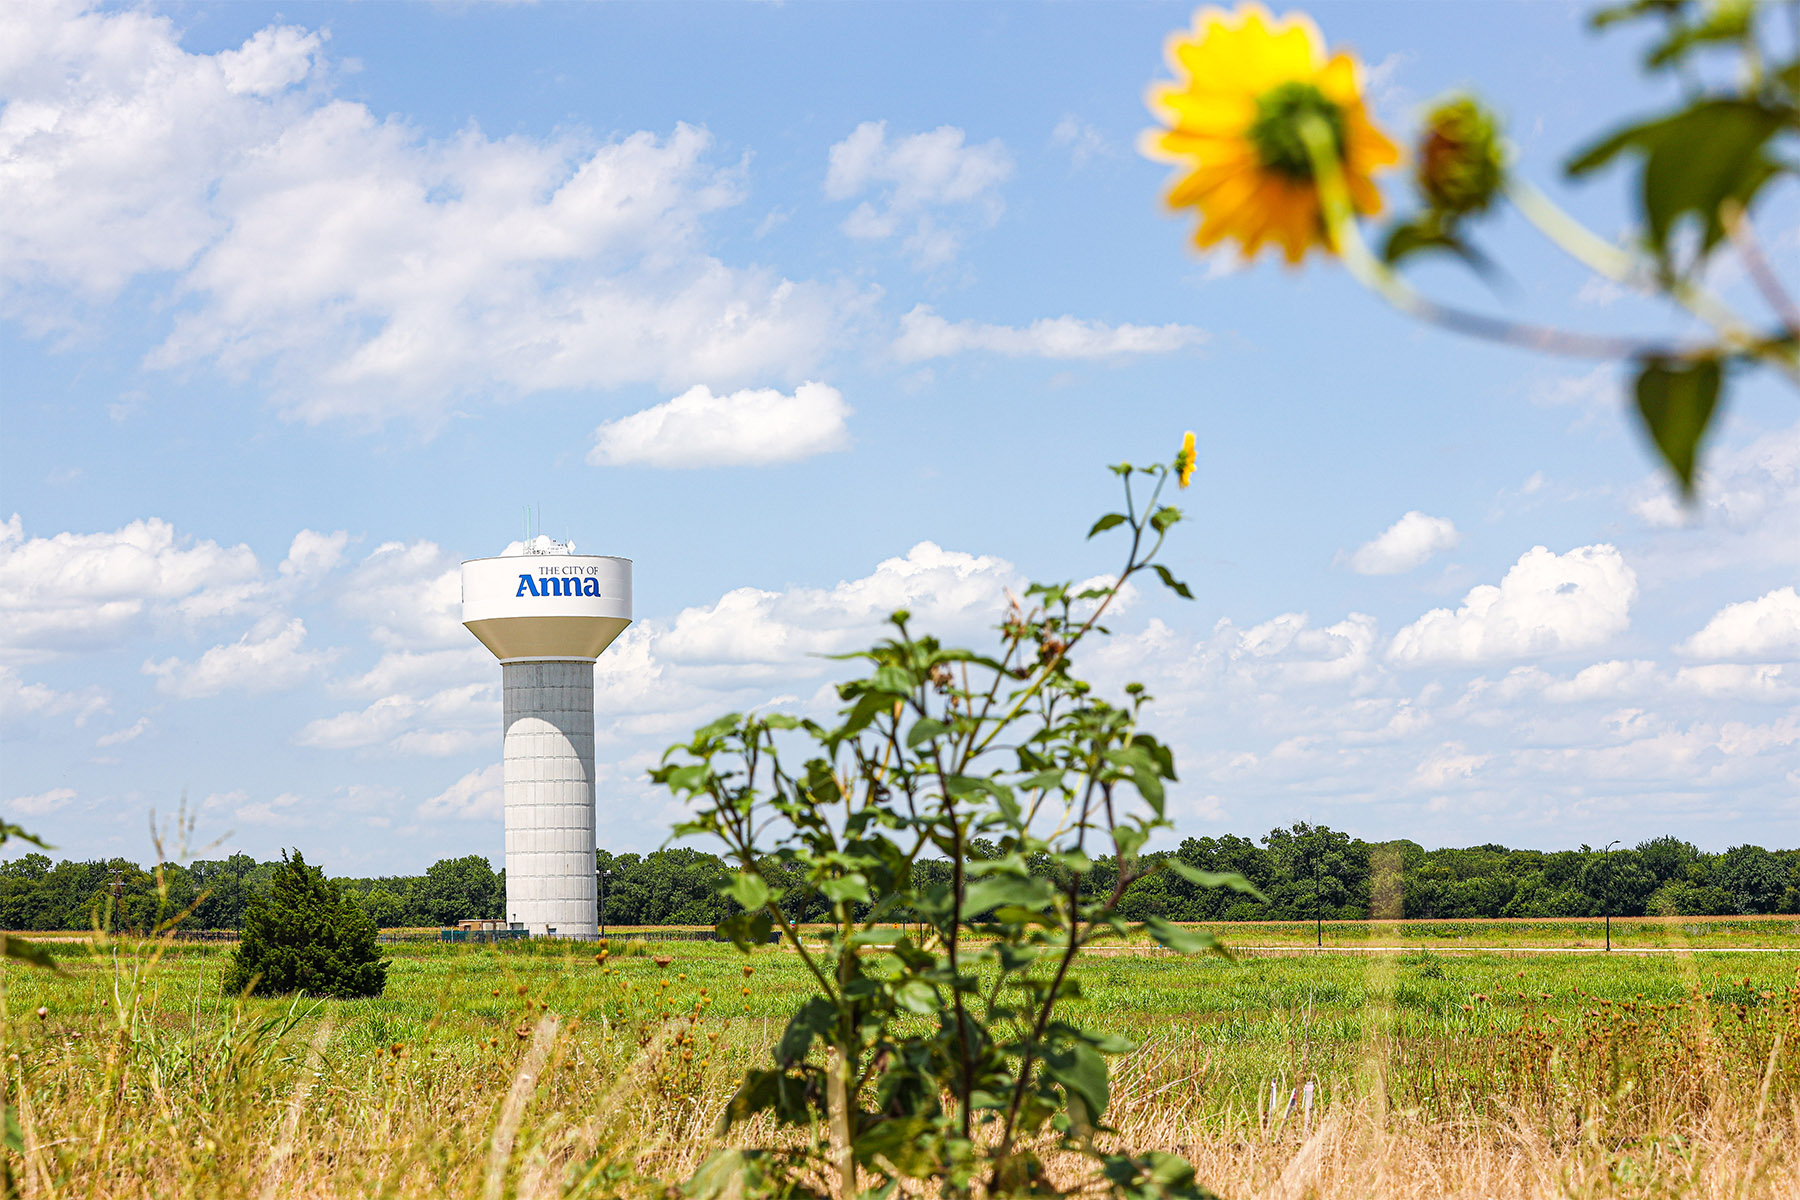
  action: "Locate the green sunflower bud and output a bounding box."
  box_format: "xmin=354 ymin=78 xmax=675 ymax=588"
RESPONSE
xmin=1416 ymin=96 xmax=1505 ymax=217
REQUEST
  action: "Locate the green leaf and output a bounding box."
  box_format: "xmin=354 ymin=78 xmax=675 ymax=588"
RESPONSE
xmin=715 ymin=909 xmax=774 ymax=951
xmin=723 ymin=870 xmax=771 ymax=911
xmin=868 ymin=665 xmax=918 ymax=696
xmin=1380 ymin=217 xmax=1496 ymax=275
xmin=962 ymin=875 xmax=1053 ymax=917
xmin=906 ymin=717 xmax=949 ymax=749
xmin=893 ymin=978 xmax=939 ymax=1014
xmin=1164 ymin=861 xmax=1267 ymax=901
xmin=1150 ymin=564 xmax=1193 ymax=600
xmin=1101 ymin=1151 xmax=1224 ymax=1200
xmin=0 ymin=820 xmax=50 ymax=850
xmin=0 ymin=933 xmax=59 ymax=971
xmin=1043 ymin=1040 xmax=1109 ymax=1125
xmin=1568 ymin=99 xmax=1787 ymax=257
xmin=856 ymin=1115 xmax=939 ymax=1177
xmin=1087 ymin=512 xmax=1128 ymax=539
xmin=1052 ymin=847 xmax=1096 ymax=874
xmin=1149 ymin=506 xmax=1181 ymax=534
xmin=774 ymin=995 xmax=837 ymax=1066
xmin=820 ymin=873 xmax=871 ymax=904
xmin=1634 ymin=356 xmax=1723 ymax=497
xmin=1142 ymin=916 xmax=1232 ymax=959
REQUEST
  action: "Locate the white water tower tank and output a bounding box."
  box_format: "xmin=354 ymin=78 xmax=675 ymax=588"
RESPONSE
xmin=462 ymin=537 xmax=632 ymax=937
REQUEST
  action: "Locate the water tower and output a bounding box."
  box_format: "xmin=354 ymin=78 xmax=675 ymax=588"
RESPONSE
xmin=462 ymin=537 xmax=632 ymax=937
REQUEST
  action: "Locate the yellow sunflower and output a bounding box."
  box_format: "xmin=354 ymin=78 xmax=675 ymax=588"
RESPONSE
xmin=1176 ymin=430 xmax=1197 ymax=488
xmin=1144 ymin=5 xmax=1399 ymax=265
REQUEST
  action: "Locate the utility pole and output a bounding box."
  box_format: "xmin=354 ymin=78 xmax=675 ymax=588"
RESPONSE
xmin=107 ymin=868 xmax=125 ymax=932
xmin=1602 ymin=839 xmax=1620 ymax=952
xmin=1315 ymin=853 xmax=1323 ymax=949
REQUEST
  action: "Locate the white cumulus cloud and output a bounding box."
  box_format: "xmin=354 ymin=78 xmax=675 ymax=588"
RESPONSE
xmin=1344 ymin=511 xmax=1460 ymax=575
xmin=95 ymin=716 xmax=150 ymax=747
xmin=337 ymin=541 xmax=464 ymax=650
xmin=1412 ymin=743 xmax=1489 ymax=791
xmin=419 ymin=762 xmax=504 ymax=820
xmin=1541 ymin=659 xmax=1659 ymax=703
xmin=1678 ymin=587 xmax=1800 ymax=661
xmin=825 ymin=121 xmax=1011 ymax=267
xmin=0 ymin=514 xmax=262 ymax=663
xmin=1050 ymin=115 xmax=1110 ymax=168
xmin=657 ymin=541 xmax=1019 ymax=673
xmin=588 ymin=381 xmax=851 ymax=468
xmin=280 ymin=530 xmax=348 ymax=578
xmin=1673 ymin=664 xmax=1796 ymax=702
xmin=1388 ymin=544 xmax=1637 ymax=666
xmin=10 ymin=787 xmax=76 ymax=817
xmin=143 ymin=616 xmax=331 ymax=698
xmin=2 ymin=5 xmax=851 ymax=425
xmin=0 ymin=665 xmax=108 ymax=728
xmin=295 ymin=683 xmax=493 ymax=757
xmin=892 ymin=305 xmax=1207 ymax=362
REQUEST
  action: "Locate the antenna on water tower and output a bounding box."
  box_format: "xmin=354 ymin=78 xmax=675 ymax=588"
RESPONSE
xmin=461 ymin=535 xmax=633 ymax=938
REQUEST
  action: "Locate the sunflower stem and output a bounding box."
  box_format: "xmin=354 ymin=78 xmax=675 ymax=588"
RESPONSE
xmin=1506 ymin=179 xmax=1793 ymax=378
xmin=1296 ymin=115 xmax=1719 ymax=364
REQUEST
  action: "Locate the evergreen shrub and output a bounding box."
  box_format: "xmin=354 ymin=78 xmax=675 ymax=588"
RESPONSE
xmin=223 ymin=850 xmax=387 ymax=998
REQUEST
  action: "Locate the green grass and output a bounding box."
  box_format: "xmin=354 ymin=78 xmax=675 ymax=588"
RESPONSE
xmin=11 ymin=936 xmax=1792 ymax=1093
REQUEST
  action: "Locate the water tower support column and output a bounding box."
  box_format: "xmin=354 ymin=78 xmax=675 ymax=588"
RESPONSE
xmin=502 ymin=661 xmax=597 ymax=937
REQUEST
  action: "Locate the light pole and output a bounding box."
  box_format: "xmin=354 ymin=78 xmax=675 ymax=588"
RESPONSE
xmin=598 ymin=869 xmax=612 ymax=939
xmin=1601 ymin=840 xmax=1620 ymax=952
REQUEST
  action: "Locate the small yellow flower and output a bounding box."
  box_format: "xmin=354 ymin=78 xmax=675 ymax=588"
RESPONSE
xmin=1144 ymin=4 xmax=1399 ymax=264
xmin=1176 ymin=431 xmax=1197 ymax=488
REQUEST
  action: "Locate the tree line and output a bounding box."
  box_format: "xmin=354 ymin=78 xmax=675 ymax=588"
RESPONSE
xmin=2 ymin=825 xmax=1795 ymax=932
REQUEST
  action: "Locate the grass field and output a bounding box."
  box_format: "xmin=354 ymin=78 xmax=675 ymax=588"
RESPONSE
xmin=3 ymin=930 xmax=1795 ymax=1198
xmin=1130 ymin=914 xmax=1800 ymax=952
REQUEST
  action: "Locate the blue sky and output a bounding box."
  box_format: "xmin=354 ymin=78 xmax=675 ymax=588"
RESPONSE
xmin=3 ymin=0 xmax=1796 ymax=873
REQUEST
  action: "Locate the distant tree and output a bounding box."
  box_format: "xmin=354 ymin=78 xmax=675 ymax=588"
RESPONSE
xmin=189 ymin=853 xmax=263 ymax=929
xmin=1647 ymin=881 xmax=1735 ymax=916
xmin=224 ymin=851 xmax=386 ymax=999
xmin=1581 ymin=850 xmax=1657 ymax=918
xmin=1715 ymin=845 xmax=1790 ymax=915
xmin=359 ymin=886 xmax=407 ymax=929
xmin=413 ymin=855 xmax=503 ymax=925
xmin=1636 ymin=836 xmax=1702 ymax=885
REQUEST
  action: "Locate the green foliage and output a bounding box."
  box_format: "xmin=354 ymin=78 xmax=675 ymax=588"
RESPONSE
xmin=0 ymin=818 xmax=57 ymax=970
xmin=1554 ymin=2 xmax=1799 ymax=489
xmin=4 ymin=831 xmax=1790 ymax=933
xmin=656 ymin=460 xmax=1259 ymax=1199
xmin=224 ymin=851 xmax=387 ymax=999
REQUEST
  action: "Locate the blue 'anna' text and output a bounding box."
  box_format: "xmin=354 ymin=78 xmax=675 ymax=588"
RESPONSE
xmin=517 ymin=575 xmax=603 ymax=597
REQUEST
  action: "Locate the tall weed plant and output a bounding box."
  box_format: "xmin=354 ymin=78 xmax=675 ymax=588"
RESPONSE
xmin=656 ymin=454 xmax=1263 ymax=1199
